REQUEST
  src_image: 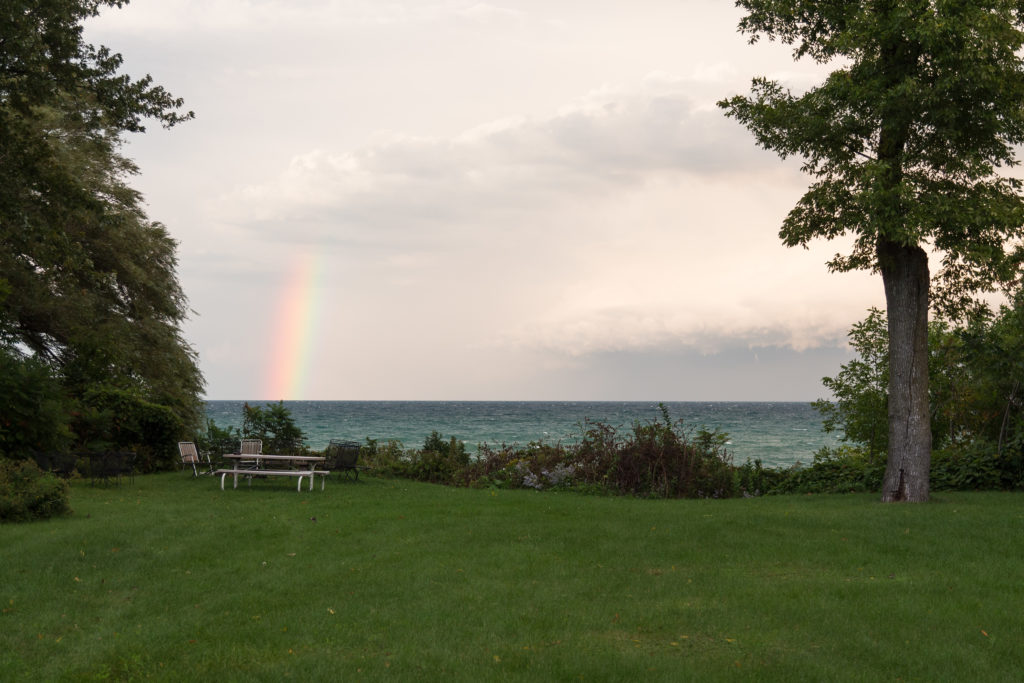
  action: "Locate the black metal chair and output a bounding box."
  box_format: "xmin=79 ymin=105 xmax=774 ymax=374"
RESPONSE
xmin=31 ymin=450 xmax=76 ymax=479
xmin=324 ymin=440 xmax=368 ymax=481
xmin=88 ymin=451 xmax=134 ymax=486
xmin=45 ymin=452 xmax=79 ymax=478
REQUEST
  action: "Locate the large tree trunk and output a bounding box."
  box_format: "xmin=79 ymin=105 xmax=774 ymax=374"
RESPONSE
xmin=878 ymin=239 xmax=932 ymax=502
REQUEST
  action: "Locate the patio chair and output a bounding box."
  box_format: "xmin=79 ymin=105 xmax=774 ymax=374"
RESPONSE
xmin=89 ymin=451 xmax=135 ymax=486
xmin=33 ymin=451 xmax=77 ymax=477
xmin=324 ymin=439 xmax=369 ymax=481
xmin=239 ymin=438 xmax=263 ymax=469
xmin=179 ymin=442 xmax=214 ymax=477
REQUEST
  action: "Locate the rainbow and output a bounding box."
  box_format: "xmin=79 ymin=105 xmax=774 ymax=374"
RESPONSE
xmin=265 ymin=253 xmax=325 ymax=399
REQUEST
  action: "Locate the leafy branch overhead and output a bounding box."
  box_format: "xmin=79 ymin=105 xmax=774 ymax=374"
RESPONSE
xmin=719 ymin=1 xmax=1024 ymax=317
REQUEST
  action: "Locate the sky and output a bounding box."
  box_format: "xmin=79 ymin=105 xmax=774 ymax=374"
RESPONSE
xmin=83 ymin=0 xmax=886 ymax=401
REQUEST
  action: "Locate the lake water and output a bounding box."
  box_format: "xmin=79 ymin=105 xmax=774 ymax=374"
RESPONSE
xmin=204 ymin=401 xmax=834 ymax=469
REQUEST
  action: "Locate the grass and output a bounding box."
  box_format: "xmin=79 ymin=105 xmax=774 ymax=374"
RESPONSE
xmin=2 ymin=474 xmax=1023 ymax=681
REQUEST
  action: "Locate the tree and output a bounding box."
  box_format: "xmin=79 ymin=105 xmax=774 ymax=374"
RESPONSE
xmin=813 ymin=308 xmax=889 ymax=459
xmin=1 ymin=1 xmax=203 ymax=449
xmin=952 ymin=291 xmax=1024 ymax=456
xmin=720 ymin=1 xmax=1024 ymax=501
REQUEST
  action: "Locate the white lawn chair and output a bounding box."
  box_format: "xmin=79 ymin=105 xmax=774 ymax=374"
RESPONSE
xmin=178 ymin=442 xmax=213 ymax=477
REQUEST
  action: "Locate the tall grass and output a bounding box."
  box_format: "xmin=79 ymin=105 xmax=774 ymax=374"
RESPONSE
xmin=2 ymin=474 xmax=1022 ymax=681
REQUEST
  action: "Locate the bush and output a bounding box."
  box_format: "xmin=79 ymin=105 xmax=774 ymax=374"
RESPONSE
xmin=358 ymin=438 xmax=407 ymax=474
xmin=374 ymin=407 xmax=739 ymax=499
xmin=752 ymin=443 xmax=1024 ymax=495
xmin=0 ymin=459 xmax=71 ymax=523
xmin=78 ymin=387 xmax=183 ymax=472
xmin=735 ymin=458 xmax=790 ymax=496
xmin=370 ymin=432 xmax=470 ymax=484
xmin=455 ymin=442 xmax=577 ymax=491
xmin=193 ymin=418 xmax=240 ymax=469
xmin=930 ymin=443 xmax=1021 ymax=491
xmin=765 ymin=447 xmax=887 ymax=495
xmin=0 ymin=349 xmax=73 ymax=459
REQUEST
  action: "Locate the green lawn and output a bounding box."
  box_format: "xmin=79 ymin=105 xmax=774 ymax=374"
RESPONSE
xmin=2 ymin=474 xmax=1022 ymax=681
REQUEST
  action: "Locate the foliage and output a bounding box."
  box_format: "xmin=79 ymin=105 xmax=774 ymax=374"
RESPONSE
xmin=768 ymin=447 xmax=887 ymax=495
xmin=358 ymin=438 xmax=407 ymax=472
xmin=734 ymin=458 xmax=791 ymax=497
xmin=0 ymin=0 xmax=203 ymax=461
xmin=813 ymin=308 xmax=889 ymax=458
xmin=816 ymin=298 xmax=1024 ymax=482
xmin=372 ymin=406 xmax=737 ymax=499
xmin=241 ymin=402 xmax=307 ymax=455
xmin=930 ymin=446 xmax=1006 ymax=492
xmin=194 ymin=419 xmax=241 ymax=466
xmin=742 ymin=442 xmax=1024 ymax=495
xmin=0 ymin=459 xmax=70 ymax=523
xmin=0 ymin=348 xmax=74 ymax=459
xmin=953 ymin=291 xmax=1024 ymax=454
xmin=75 ymin=386 xmax=183 ymax=472
xmin=719 ymin=2 xmax=1024 ymax=305
xmin=360 ymin=412 xmax=1020 ymax=498
xmin=366 ymin=431 xmax=469 ymax=483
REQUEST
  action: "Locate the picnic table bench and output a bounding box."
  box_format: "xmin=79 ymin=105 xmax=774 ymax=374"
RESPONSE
xmin=217 ymin=454 xmax=328 ymax=492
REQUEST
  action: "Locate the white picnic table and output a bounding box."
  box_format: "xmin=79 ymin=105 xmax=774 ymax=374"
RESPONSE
xmin=217 ymin=453 xmax=328 ymax=491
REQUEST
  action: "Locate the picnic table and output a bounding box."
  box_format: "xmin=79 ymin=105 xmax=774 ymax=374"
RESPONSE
xmin=216 ymin=454 xmax=328 ymax=492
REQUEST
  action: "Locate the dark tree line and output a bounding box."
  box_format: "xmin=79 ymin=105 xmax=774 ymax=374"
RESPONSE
xmin=1 ymin=1 xmax=203 ymax=467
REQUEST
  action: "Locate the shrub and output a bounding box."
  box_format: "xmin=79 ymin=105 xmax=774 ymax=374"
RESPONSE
xmin=566 ymin=406 xmax=736 ymax=499
xmin=195 ymin=418 xmax=241 ymax=465
xmin=456 ymin=442 xmax=578 ymax=490
xmin=78 ymin=387 xmax=183 ymax=472
xmin=763 ymin=447 xmax=886 ymax=495
xmin=753 ymin=443 xmax=1024 ymax=495
xmin=735 ymin=458 xmax=790 ymax=496
xmin=0 ymin=459 xmax=71 ymax=523
xmin=359 ymin=437 xmax=407 ymax=472
xmin=376 ymin=432 xmax=470 ymax=484
xmin=0 ymin=349 xmax=73 ymax=459
xmin=379 ymin=407 xmax=738 ymax=498
xmin=611 ymin=414 xmax=736 ymax=498
xmin=241 ymin=402 xmax=306 ymax=455
xmin=930 ymin=443 xmax=1021 ymax=491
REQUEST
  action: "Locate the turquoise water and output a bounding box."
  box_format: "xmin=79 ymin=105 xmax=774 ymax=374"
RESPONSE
xmin=204 ymin=401 xmax=835 ymax=469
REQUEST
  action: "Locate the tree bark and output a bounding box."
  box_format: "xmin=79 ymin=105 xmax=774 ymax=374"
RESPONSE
xmin=878 ymin=238 xmax=931 ymax=502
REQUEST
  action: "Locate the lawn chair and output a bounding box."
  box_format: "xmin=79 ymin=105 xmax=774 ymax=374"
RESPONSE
xmin=239 ymin=438 xmax=263 ymax=470
xmin=179 ymin=442 xmax=214 ymax=477
xmin=325 ymin=439 xmax=369 ymax=481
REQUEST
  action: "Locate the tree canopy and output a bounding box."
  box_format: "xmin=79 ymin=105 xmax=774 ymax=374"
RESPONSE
xmin=721 ymin=0 xmax=1024 ymax=501
xmin=721 ymin=0 xmax=1024 ymax=311
xmin=1 ymin=1 xmax=203 ymax=462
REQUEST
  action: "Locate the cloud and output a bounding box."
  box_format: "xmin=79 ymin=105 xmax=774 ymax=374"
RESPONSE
xmin=90 ymin=0 xmax=528 ymax=34
xmin=455 ymin=3 xmax=526 ymax=24
xmin=505 ymin=293 xmax=866 ymax=357
xmin=218 ymin=76 xmax=783 ymax=244
xmin=206 ymin=74 xmax=881 ymax=364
